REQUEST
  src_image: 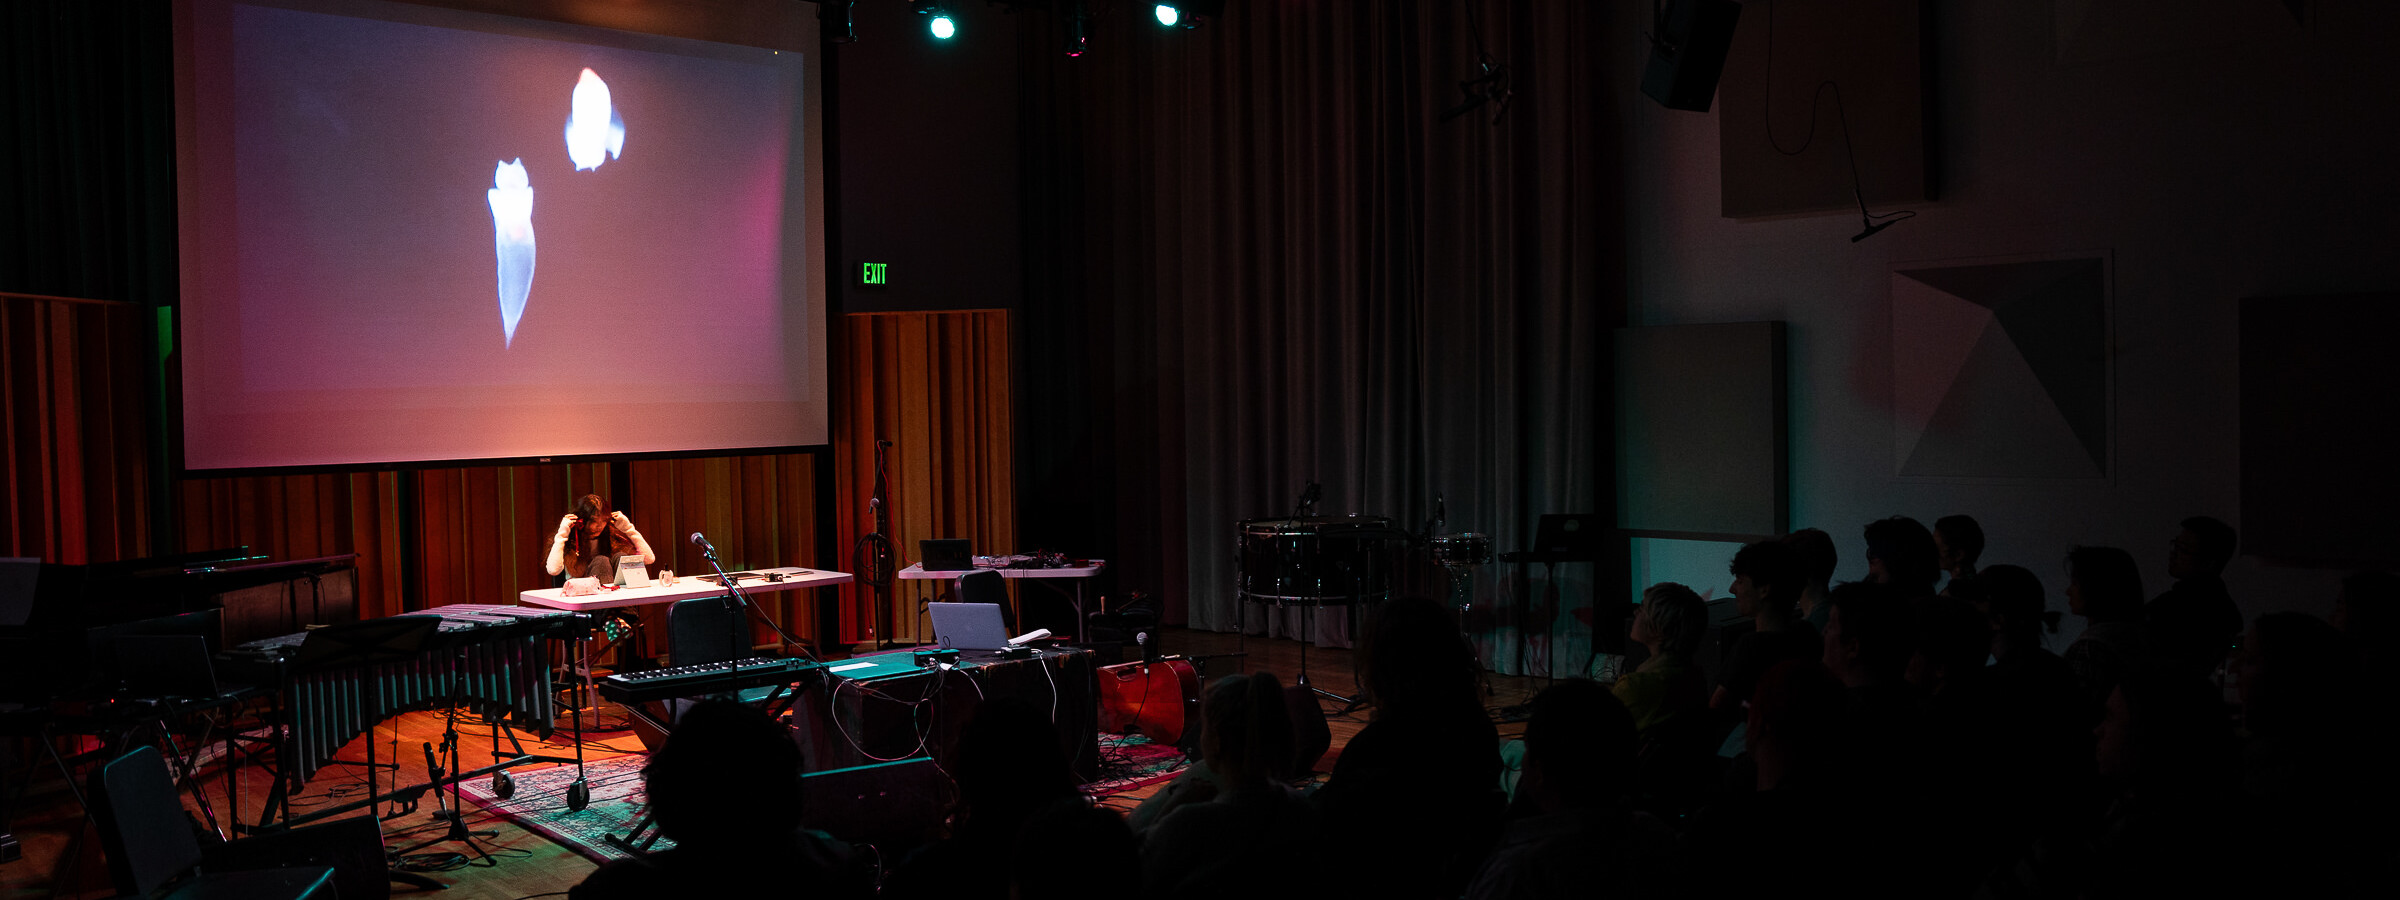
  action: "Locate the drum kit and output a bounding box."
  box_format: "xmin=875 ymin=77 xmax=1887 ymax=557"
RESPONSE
xmin=1236 ymin=517 xmax=1490 ymax=606
xmin=1234 ymin=509 xmax=1492 ymax=706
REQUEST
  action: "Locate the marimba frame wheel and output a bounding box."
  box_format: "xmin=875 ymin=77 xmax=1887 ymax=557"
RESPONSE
xmin=566 ymin=779 xmax=590 ymax=811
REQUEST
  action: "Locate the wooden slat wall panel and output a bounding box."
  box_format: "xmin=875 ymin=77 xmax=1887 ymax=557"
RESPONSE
xmin=10 ymin=294 xmax=1029 ymax=660
xmin=629 ymin=453 xmax=823 ymax=653
xmin=178 ymin=454 xmax=825 ymax=636
xmin=2 ymin=293 xmax=149 ymax=564
xmin=834 ymin=310 xmax=1014 ymax=645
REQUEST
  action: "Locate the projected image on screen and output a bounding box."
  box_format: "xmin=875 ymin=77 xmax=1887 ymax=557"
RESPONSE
xmin=176 ymin=0 xmax=827 ymax=471
xmin=489 ymin=157 xmax=535 ymax=346
xmin=563 ymin=68 xmax=625 ymax=172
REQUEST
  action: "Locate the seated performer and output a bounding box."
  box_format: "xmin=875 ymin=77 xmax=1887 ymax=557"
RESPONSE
xmin=545 ymin=493 xmax=656 ymax=584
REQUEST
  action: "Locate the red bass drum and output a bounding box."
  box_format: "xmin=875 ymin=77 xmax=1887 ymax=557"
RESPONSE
xmin=1097 ymin=657 xmax=1201 ymax=746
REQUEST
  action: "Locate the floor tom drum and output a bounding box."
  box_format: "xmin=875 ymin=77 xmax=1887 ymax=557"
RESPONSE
xmin=1428 ymin=532 xmax=1492 ymax=567
xmin=1236 ymin=515 xmax=1400 ymax=605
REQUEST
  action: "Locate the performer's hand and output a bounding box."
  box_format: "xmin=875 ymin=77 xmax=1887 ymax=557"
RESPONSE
xmin=610 ymin=511 xmax=635 ymax=535
xmin=556 ymin=514 xmax=579 ymax=541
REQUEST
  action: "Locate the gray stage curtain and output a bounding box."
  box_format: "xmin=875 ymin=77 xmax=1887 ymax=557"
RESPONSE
xmin=1021 ymin=2 xmax=1623 ymax=676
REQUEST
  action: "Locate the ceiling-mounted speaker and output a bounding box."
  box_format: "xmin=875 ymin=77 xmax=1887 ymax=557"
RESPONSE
xmin=1640 ymin=0 xmax=1743 ymax=112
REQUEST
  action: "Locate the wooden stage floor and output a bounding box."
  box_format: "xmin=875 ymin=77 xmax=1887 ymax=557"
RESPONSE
xmin=1 ymin=628 xmax=1539 ymax=899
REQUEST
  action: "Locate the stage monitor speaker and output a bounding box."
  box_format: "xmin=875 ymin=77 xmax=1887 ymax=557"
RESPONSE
xmin=802 ymin=756 xmax=946 ymax=850
xmin=201 ymin=815 xmax=390 ymax=900
xmin=1641 ymin=0 xmax=1743 ymax=112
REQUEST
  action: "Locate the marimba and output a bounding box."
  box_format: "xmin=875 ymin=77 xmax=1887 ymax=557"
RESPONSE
xmin=227 ymin=604 xmax=582 ymax=798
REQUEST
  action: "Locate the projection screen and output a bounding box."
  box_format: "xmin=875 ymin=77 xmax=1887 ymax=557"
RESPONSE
xmin=174 ymin=0 xmax=828 ymax=471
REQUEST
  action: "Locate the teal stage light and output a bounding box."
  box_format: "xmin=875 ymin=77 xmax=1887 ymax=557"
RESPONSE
xmin=1155 ymin=1 xmax=1222 ymax=30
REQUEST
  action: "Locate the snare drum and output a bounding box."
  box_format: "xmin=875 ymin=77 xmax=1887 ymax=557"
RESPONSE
xmin=1428 ymin=532 xmax=1492 ymax=567
xmin=1236 ymin=515 xmax=1401 ymax=605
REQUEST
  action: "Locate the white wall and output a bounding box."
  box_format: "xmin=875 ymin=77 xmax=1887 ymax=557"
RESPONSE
xmin=1612 ymin=1 xmax=2400 ymax=647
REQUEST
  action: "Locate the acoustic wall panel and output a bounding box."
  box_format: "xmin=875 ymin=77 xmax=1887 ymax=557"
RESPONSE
xmin=1891 ymin=255 xmax=2110 ymax=481
xmin=1615 ymin=322 xmax=1786 ymax=539
xmin=1717 ymin=0 xmax=1930 ymax=218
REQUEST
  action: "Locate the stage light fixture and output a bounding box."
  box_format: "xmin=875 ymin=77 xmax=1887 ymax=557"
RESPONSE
xmin=914 ymin=1 xmax=956 ymax=41
xmin=1155 ymin=1 xmax=1223 ymax=29
xmin=1063 ymin=0 xmax=1091 ymax=56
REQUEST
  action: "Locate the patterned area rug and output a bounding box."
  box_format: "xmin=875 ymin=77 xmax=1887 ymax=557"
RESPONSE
xmin=461 ymin=734 xmax=1189 ymax=863
xmin=1085 ymin=733 xmax=1192 ymax=797
xmin=457 ymin=755 xmax=666 ymax=863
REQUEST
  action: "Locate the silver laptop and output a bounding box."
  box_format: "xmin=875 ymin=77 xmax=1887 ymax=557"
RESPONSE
xmin=927 ymin=602 xmax=1011 ymax=651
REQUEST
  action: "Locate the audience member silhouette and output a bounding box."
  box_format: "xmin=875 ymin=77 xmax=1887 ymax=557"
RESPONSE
xmin=1780 ymin=527 xmax=1838 ymax=631
xmin=1313 ymin=596 xmax=1503 ymax=900
xmin=1612 ymin=582 xmax=1711 ymax=739
xmin=2237 ymin=612 xmax=2362 ymax=792
xmin=1933 ymin=513 xmax=1984 ymax=597
xmin=2146 ymin=515 xmax=2244 ymax=681
xmin=1466 ymin=680 xmax=1672 ymax=900
xmin=1967 ymin=564 xmax=2097 ymax=880
xmin=1864 ymin=515 xmax=1942 ymax=599
xmin=1686 ymin=660 xmax=1920 ymax=895
xmin=2063 ymin=545 xmax=2147 ymax=707
xmin=883 ymin=697 xmax=1079 ymax=900
xmin=1011 ymin=798 xmax=1141 ymax=900
xmin=1908 ymin=594 xmax=1992 ymax=701
xmin=2234 ymin=611 xmax=2378 ymax=897
xmin=1978 ymin=562 xmax=2091 ymax=749
xmin=1905 ymin=593 xmax=2015 ymax=893
xmin=1819 ymin=581 xmax=1921 ymax=772
xmin=1991 ymin=674 xmax=2240 ymax=897
xmin=569 ymin=699 xmax=871 ymax=900
xmin=1711 ymin=540 xmax=1821 ymax=713
xmin=1139 ymin=672 xmax=1319 ymax=900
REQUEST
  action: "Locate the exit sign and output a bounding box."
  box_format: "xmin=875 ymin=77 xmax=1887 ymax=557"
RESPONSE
xmin=861 ymin=262 xmax=888 ymax=285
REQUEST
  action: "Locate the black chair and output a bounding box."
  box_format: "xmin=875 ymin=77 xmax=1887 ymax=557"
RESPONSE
xmin=665 ymin=597 xmax=780 ymax=719
xmin=952 ymin=569 xmax=1016 ymax=634
xmin=88 ymin=745 xmax=335 ymax=899
xmin=669 ymin=596 xmax=751 ymax=668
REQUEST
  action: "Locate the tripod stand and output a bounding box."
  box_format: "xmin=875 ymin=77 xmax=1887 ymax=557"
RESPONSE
xmin=392 ymin=643 xmax=500 ymax=867
xmin=854 ymin=439 xmax=897 ymax=650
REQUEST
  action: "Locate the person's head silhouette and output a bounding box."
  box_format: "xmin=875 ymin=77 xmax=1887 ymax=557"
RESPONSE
xmin=642 ymin=698 xmax=803 ymax=848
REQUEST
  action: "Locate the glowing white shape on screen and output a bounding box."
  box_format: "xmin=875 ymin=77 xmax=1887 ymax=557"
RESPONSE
xmin=488 ymin=159 xmax=535 ymax=347
xmin=563 ymin=69 xmax=626 ymax=171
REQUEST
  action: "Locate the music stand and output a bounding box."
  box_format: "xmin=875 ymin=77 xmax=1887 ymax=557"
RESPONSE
xmin=1496 ymin=514 xmax=1605 ymax=715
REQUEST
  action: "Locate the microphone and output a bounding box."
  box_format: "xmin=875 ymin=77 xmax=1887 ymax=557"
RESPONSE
xmin=1297 ymin=480 xmax=1323 ymax=515
xmin=877 ymin=439 xmax=893 ymax=448
xmin=1432 ymin=493 xmax=1447 ymax=534
xmin=690 ymin=532 xmax=718 ymax=561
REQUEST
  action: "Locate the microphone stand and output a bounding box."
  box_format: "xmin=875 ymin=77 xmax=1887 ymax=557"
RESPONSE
xmin=697 ymin=543 xmax=817 ymax=664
